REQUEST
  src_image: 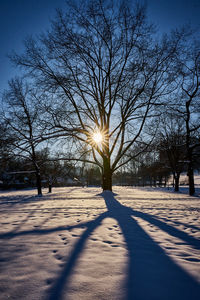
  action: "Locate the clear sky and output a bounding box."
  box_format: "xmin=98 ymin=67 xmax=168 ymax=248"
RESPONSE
xmin=0 ymin=0 xmax=200 ymax=95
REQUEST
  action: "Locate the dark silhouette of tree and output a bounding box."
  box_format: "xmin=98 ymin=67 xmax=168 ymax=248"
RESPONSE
xmin=10 ymin=0 xmax=181 ymax=191
xmin=2 ymin=78 xmax=45 ymax=195
xmin=157 ymin=113 xmax=186 ymax=191
xmin=0 ymin=121 xmax=14 ymax=173
xmin=174 ymin=37 xmax=200 ymax=195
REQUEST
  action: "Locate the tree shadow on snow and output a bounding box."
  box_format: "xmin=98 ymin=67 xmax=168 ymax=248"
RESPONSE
xmin=45 ymin=191 xmax=200 ymax=300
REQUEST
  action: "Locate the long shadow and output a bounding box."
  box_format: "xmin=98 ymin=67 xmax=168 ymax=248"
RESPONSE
xmin=44 ymin=192 xmax=200 ymax=300
xmin=0 ymin=187 xmax=77 ymax=206
xmin=103 ymin=192 xmax=200 ymax=300
xmin=47 ymin=211 xmax=109 ymax=300
xmin=130 ymin=209 xmax=200 ymax=250
xmin=155 ymin=216 xmax=200 ymax=232
xmin=0 ymin=219 xmax=94 ymax=239
xmin=0 ymin=195 xmax=40 ymax=206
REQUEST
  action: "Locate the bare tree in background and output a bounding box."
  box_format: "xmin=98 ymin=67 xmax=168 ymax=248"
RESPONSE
xmin=0 ymin=120 xmax=15 ymax=179
xmin=11 ymin=0 xmax=180 ymax=191
xmin=2 ymin=78 xmax=45 ymax=195
xmin=157 ymin=112 xmax=186 ymax=192
xmin=175 ymin=38 xmax=200 ymax=195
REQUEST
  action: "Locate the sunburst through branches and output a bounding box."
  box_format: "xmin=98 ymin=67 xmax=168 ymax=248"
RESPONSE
xmin=87 ymin=128 xmax=109 ymax=150
xmin=93 ymin=131 xmax=103 ymax=144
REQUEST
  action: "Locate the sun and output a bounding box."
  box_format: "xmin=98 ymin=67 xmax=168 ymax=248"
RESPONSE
xmin=88 ymin=127 xmax=108 ymax=148
xmin=92 ymin=131 xmax=103 ymax=144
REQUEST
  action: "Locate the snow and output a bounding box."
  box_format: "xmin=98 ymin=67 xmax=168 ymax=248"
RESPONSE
xmin=0 ymin=186 xmax=200 ymax=300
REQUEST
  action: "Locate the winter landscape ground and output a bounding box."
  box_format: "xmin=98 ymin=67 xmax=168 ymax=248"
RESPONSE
xmin=0 ymin=186 xmax=200 ymax=300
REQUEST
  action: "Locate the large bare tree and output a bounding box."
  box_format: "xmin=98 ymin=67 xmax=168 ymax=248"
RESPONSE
xmin=11 ymin=0 xmax=180 ymax=190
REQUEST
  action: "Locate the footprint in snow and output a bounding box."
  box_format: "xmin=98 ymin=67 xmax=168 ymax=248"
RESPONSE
xmin=55 ymin=254 xmax=63 ymax=261
xmin=184 ymin=257 xmax=200 ymax=262
xmin=46 ymin=279 xmax=53 ymax=285
xmin=103 ymin=240 xmax=113 ymax=245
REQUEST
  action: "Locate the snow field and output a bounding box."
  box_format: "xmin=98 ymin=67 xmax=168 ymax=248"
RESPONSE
xmin=0 ymin=186 xmax=200 ymax=300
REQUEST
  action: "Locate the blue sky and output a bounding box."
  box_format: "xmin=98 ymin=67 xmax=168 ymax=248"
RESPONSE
xmin=0 ymin=0 xmax=200 ymax=95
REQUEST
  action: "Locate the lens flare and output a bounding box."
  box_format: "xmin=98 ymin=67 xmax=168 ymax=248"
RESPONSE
xmin=93 ymin=131 xmax=103 ymax=144
xmin=87 ymin=127 xmax=108 ymax=149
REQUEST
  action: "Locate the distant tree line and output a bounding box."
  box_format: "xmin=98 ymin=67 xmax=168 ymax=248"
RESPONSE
xmin=0 ymin=0 xmax=200 ymax=195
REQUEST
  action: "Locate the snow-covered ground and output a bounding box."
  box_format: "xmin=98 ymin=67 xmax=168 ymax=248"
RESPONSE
xmin=0 ymin=186 xmax=200 ymax=300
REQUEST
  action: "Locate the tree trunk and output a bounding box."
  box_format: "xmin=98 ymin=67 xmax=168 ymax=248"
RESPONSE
xmin=188 ymin=164 xmax=195 ymax=196
xmin=174 ymin=173 xmax=180 ymax=192
xmin=32 ymin=147 xmax=42 ymax=196
xmin=164 ymin=176 xmax=167 ymax=187
xmin=185 ymin=99 xmax=195 ymax=196
xmin=48 ymin=177 xmax=52 ymax=193
xmin=35 ymin=168 xmax=42 ymax=196
xmin=159 ymin=176 xmax=162 ymax=187
xmin=48 ymin=184 xmax=52 ymax=193
xmin=187 ymin=146 xmax=195 ymax=196
xmin=102 ymin=157 xmax=112 ymax=191
xmin=172 ymin=175 xmax=175 ymax=188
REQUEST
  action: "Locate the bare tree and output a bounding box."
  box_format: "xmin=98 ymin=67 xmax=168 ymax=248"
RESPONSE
xmin=2 ymin=78 xmax=46 ymax=195
xmin=11 ymin=0 xmax=180 ymax=191
xmin=157 ymin=112 xmax=186 ymax=192
xmin=0 ymin=120 xmax=15 ymax=181
xmin=0 ymin=120 xmax=13 ymax=162
xmin=175 ymin=38 xmax=200 ymax=195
